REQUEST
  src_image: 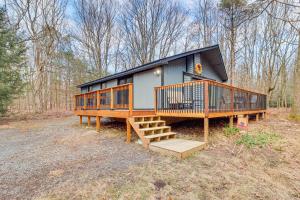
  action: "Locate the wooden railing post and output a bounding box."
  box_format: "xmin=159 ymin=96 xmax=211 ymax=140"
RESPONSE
xmin=231 ymin=88 xmax=234 ymax=112
xmin=129 ymin=84 xmax=133 ymax=116
xmin=204 ymin=81 xmax=209 ymax=117
xmin=74 ymin=96 xmax=76 ymax=111
xmin=110 ymin=88 xmax=114 ymax=110
xmin=97 ymin=91 xmax=100 ymax=109
xmin=154 ymin=87 xmax=157 ymax=114
xmin=83 ymin=94 xmax=87 ymax=109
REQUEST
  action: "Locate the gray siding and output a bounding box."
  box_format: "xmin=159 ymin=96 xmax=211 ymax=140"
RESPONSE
xmin=92 ymin=83 xmax=101 ymax=91
xmin=81 ymin=87 xmax=88 ymax=93
xmin=163 ymin=58 xmax=186 ymax=85
xmin=133 ymin=68 xmax=162 ymax=109
xmin=198 ymin=53 xmax=222 ymax=82
xmin=186 ymin=55 xmax=194 ymax=74
xmin=106 ymin=79 xmax=117 ymax=88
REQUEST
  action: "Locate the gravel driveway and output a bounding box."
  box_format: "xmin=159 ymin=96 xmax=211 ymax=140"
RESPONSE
xmin=0 ymin=116 xmax=152 ymax=199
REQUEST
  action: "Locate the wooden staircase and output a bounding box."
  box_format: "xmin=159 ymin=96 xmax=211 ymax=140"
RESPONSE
xmin=128 ymin=115 xmax=206 ymax=159
xmin=128 ymin=115 xmax=176 ymax=148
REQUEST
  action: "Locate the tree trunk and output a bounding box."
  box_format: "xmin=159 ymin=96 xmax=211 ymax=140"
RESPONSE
xmin=291 ymin=34 xmax=300 ymax=117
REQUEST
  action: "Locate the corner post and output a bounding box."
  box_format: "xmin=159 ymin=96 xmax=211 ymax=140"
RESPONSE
xmin=74 ymin=96 xmax=76 ymax=111
xmin=110 ymin=88 xmax=114 ymax=110
xmin=87 ymin=116 xmax=91 ymax=127
xmin=204 ymin=81 xmax=209 ymax=143
xmin=96 ymin=116 xmax=101 ymax=132
xmin=204 ymin=81 xmax=209 ymax=116
xmin=126 ymin=119 xmax=131 ymax=143
xmin=83 ymin=94 xmax=87 ymax=110
xmin=230 ymin=87 xmax=234 ymax=112
xmin=129 ymin=84 xmax=133 ymax=116
xmin=97 ymin=91 xmax=100 ymax=109
xmin=154 ymin=87 xmax=157 ymax=114
xmin=256 ymin=113 xmax=259 ymax=122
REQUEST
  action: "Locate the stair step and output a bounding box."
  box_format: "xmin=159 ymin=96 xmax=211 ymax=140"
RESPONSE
xmin=139 ymin=126 xmax=170 ymax=132
xmin=144 ymin=132 xmax=176 ymax=139
xmin=133 ymin=116 xmax=160 ymax=122
xmin=134 ymin=120 xmax=165 ymax=125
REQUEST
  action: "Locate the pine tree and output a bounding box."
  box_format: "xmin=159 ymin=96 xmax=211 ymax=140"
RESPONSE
xmin=0 ymin=8 xmax=26 ymax=115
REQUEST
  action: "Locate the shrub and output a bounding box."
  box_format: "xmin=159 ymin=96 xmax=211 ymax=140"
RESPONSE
xmin=223 ymin=125 xmax=240 ymax=137
xmin=236 ymin=131 xmax=280 ymax=148
xmin=289 ymin=114 xmax=300 ymax=122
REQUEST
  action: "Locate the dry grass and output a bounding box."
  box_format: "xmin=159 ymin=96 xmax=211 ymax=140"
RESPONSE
xmin=1 ymin=109 xmax=300 ymax=199
xmin=38 ymin=110 xmax=300 ymax=200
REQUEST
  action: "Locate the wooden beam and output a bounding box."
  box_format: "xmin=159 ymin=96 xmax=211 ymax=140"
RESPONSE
xmin=79 ymin=116 xmax=82 ymax=125
xmin=87 ymin=116 xmax=91 ymax=127
xmin=83 ymin=94 xmax=87 ymax=109
xmin=110 ymin=88 xmax=114 ymax=110
xmin=229 ymin=116 xmax=233 ymax=127
xmin=126 ymin=119 xmax=131 ymax=143
xmin=204 ymin=117 xmax=209 ymax=143
xmin=265 ymin=112 xmax=269 ymax=120
xmin=129 ymin=84 xmax=133 ymax=116
xmin=96 ymin=116 xmax=101 ymax=132
xmin=204 ymin=81 xmax=209 ymax=117
xmin=74 ymin=96 xmax=76 ymax=111
xmin=154 ymin=88 xmax=157 ymax=114
xmin=230 ymin=88 xmax=234 ymax=112
xmin=97 ymin=91 xmax=100 ymax=109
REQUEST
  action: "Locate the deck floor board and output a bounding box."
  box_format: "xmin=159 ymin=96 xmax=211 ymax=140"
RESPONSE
xmin=149 ymin=139 xmax=206 ymax=158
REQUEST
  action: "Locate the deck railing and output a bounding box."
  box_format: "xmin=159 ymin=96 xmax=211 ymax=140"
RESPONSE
xmin=74 ymin=83 xmax=133 ymax=112
xmin=155 ymin=80 xmax=267 ymax=115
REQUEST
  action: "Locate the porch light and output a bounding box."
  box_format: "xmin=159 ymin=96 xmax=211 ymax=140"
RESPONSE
xmin=154 ymin=69 xmax=161 ymax=76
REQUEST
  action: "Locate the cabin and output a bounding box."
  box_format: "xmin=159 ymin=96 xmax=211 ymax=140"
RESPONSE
xmin=74 ymin=45 xmax=267 ymax=158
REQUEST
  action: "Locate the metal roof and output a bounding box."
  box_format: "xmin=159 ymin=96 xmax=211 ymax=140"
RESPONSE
xmin=77 ymin=44 xmax=228 ymax=88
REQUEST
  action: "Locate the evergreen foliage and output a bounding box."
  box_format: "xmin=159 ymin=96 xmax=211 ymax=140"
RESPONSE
xmin=0 ymin=8 xmax=26 ymax=115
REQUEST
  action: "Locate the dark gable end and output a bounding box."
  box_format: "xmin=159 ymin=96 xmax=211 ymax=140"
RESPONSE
xmin=77 ymin=44 xmax=228 ymax=88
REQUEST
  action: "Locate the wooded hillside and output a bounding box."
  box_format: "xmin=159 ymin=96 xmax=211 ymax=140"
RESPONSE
xmin=0 ymin=0 xmax=299 ymax=116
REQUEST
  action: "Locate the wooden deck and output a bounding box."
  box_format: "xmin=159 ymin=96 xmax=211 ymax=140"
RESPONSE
xmin=74 ymin=80 xmax=267 ymax=158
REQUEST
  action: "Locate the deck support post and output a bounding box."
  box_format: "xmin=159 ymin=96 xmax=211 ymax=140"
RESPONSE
xmin=126 ymin=119 xmax=131 ymax=143
xmin=204 ymin=117 xmax=209 ymax=143
xmin=96 ymin=116 xmax=101 ymax=132
xmin=256 ymin=113 xmax=259 ymax=121
xmin=265 ymin=112 xmax=269 ymax=120
xmin=79 ymin=116 xmax=82 ymax=125
xmin=262 ymin=112 xmax=265 ymax=119
xmin=129 ymin=84 xmax=133 ymax=116
xmin=87 ymin=116 xmax=91 ymax=127
xmin=229 ymin=116 xmax=233 ymax=127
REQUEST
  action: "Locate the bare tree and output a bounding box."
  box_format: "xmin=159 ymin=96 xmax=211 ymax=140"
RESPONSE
xmin=75 ymin=0 xmax=115 ymax=76
xmin=120 ymin=0 xmax=186 ymax=65
xmin=8 ymin=0 xmax=67 ymax=112
xmin=192 ymin=0 xmax=219 ymax=47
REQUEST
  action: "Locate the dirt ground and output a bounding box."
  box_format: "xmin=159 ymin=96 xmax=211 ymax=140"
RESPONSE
xmin=0 ymin=109 xmax=299 ymax=200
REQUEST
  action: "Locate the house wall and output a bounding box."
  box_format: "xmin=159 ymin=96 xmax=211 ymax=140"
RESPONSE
xmin=197 ymin=53 xmax=222 ymax=82
xmin=106 ymin=79 xmax=117 ymax=88
xmin=92 ymin=83 xmax=101 ymax=91
xmin=133 ymin=68 xmax=162 ymax=109
xmin=81 ymin=87 xmax=88 ymax=93
xmin=163 ymin=58 xmax=186 ymax=85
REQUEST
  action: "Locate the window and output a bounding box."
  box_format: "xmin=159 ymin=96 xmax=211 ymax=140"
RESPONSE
xmin=101 ymin=82 xmax=107 ymax=89
xmin=118 ymin=76 xmax=133 ymax=85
